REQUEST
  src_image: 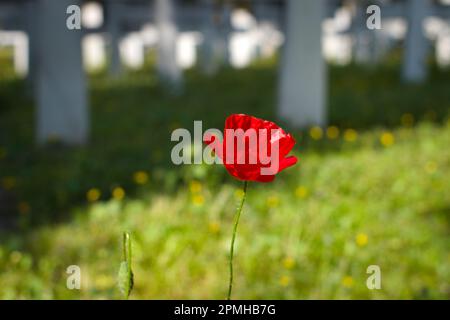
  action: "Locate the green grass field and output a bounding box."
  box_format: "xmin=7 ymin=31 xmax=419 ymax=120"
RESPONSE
xmin=0 ymin=52 xmax=449 ymax=299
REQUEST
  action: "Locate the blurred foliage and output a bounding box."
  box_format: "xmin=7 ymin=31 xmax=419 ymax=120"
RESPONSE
xmin=0 ymin=49 xmax=449 ymax=299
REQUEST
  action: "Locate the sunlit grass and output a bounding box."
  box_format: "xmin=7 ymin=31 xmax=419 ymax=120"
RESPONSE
xmin=0 ymin=121 xmax=448 ymax=299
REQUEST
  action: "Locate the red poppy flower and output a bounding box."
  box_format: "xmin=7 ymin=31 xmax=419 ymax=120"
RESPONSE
xmin=205 ymin=114 xmax=298 ymax=182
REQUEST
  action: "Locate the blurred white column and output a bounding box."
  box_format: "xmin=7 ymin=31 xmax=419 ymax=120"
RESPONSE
xmin=120 ymin=32 xmax=145 ymax=70
xmin=82 ymin=34 xmax=106 ymax=72
xmin=0 ymin=31 xmax=28 ymax=77
xmin=155 ymin=0 xmax=183 ymax=92
xmin=436 ymin=32 xmax=450 ymax=68
xmin=14 ymin=32 xmax=29 ymax=77
xmin=322 ymin=6 xmax=352 ymax=65
xmin=278 ymin=0 xmax=327 ymax=128
xmin=36 ymin=0 xmax=88 ymax=145
xmin=255 ymin=22 xmax=284 ymax=60
xmin=228 ymin=9 xmax=258 ymax=68
xmin=176 ymin=32 xmax=199 ymax=69
xmin=229 ymin=31 xmax=258 ymax=68
xmin=402 ymin=0 xmax=430 ymax=83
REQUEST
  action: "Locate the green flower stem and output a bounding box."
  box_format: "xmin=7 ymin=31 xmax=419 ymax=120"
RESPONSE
xmin=121 ymin=232 xmax=133 ymax=300
xmin=123 ymin=232 xmax=132 ymax=267
xmin=227 ymin=181 xmax=248 ymax=300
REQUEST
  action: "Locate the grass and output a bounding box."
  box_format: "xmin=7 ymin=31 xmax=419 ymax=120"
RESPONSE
xmin=0 ymin=51 xmax=449 ymax=299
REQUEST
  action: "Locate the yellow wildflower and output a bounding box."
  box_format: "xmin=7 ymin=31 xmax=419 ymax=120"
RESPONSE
xmin=266 ymin=195 xmax=279 ymax=208
xmin=309 ymin=126 xmax=323 ymax=140
xmin=283 ymin=257 xmax=295 ymax=270
xmin=112 ymin=187 xmax=125 ymax=200
xmin=401 ymin=113 xmax=414 ymax=127
xmin=355 ymin=233 xmax=368 ymax=247
xmin=133 ymin=171 xmax=149 ymax=185
xmin=192 ymin=194 xmax=205 ymax=206
xmin=208 ymin=221 xmax=220 ymax=234
xmin=87 ymin=188 xmax=101 ymax=202
xmin=2 ymin=176 xmax=16 ymax=190
xmin=326 ymin=126 xmax=340 ymax=139
xmin=189 ymin=180 xmax=202 ymax=193
xmin=342 ymin=276 xmax=354 ymax=288
xmin=344 ymin=129 xmax=358 ymax=142
xmin=295 ymin=186 xmax=308 ymax=199
xmin=380 ymin=132 xmax=395 ymax=147
xmin=279 ymin=275 xmax=291 ymax=287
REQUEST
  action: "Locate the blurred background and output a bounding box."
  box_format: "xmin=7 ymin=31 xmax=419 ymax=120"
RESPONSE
xmin=0 ymin=0 xmax=449 ymax=299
